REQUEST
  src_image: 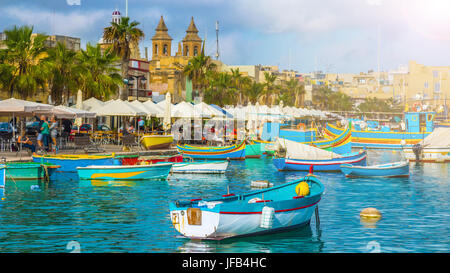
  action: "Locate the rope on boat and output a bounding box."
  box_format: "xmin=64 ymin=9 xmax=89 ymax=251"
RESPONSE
xmin=41 ymin=164 xmax=50 ymax=183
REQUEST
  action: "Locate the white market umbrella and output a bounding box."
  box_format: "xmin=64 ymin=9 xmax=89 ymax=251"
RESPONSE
xmin=163 ymin=93 xmax=172 ymax=131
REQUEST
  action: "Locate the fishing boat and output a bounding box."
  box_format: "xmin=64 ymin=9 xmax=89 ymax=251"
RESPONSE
xmin=77 ymin=163 xmax=173 ymax=180
xmin=325 ymin=112 xmax=435 ymax=149
xmin=340 ymin=161 xmax=409 ymax=178
xmin=249 ymin=139 xmax=275 ymax=156
xmin=245 ymin=142 xmax=262 ymax=158
xmin=273 ymin=138 xmax=367 ymax=172
xmin=4 ymin=162 xmax=60 ymax=180
xmin=171 ymin=160 xmax=229 ymax=174
xmin=169 ymin=172 xmax=324 ymax=240
xmin=32 ymin=154 xmax=116 ymax=172
xmin=137 ymin=154 xmax=183 ymax=164
xmin=176 ymin=141 xmax=246 ymax=160
xmin=140 ymin=134 xmax=174 ymax=150
xmin=306 ymin=123 xmax=352 ymax=154
xmin=403 ymin=127 xmax=450 ymax=163
xmin=0 ymin=165 xmax=5 ymax=187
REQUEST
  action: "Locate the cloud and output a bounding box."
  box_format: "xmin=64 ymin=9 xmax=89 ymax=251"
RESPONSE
xmin=4 ymin=6 xmax=109 ymax=41
xmin=66 ymin=0 xmax=81 ymax=6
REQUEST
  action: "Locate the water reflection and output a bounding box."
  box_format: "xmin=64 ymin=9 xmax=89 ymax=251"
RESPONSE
xmin=177 ymin=224 xmax=324 ymax=253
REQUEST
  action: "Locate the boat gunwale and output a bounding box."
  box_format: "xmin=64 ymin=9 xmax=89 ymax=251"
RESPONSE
xmin=76 ymin=163 xmax=173 ymax=170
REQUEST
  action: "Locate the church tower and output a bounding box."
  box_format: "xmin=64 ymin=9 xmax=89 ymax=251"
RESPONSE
xmin=112 ymin=9 xmax=121 ymax=24
xmin=182 ymin=17 xmax=202 ymax=57
xmin=151 ymin=16 xmax=172 ymax=59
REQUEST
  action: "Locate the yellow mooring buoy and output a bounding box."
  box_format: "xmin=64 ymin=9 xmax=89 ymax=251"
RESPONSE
xmin=360 ymin=208 xmax=382 ymax=219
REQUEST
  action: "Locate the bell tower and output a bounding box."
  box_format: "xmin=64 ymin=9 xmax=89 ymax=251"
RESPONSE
xmin=182 ymin=17 xmax=202 ymax=57
xmin=151 ymin=16 xmax=172 ymax=59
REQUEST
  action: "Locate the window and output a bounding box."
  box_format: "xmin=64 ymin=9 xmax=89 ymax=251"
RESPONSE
xmin=433 ymin=70 xmax=439 ymax=78
xmin=194 ymin=46 xmax=198 ymax=56
xmin=163 ymin=44 xmax=168 ymax=55
xmin=435 ymin=82 xmax=440 ymax=92
xmin=185 ymin=46 xmax=189 ymax=56
xmin=154 ymin=44 xmax=158 ymax=55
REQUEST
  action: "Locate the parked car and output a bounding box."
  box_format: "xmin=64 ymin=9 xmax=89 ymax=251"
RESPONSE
xmin=26 ymin=121 xmax=41 ymax=135
xmin=73 ymin=124 xmax=112 ymax=134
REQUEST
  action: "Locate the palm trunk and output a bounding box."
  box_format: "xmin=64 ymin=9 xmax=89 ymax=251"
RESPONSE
xmin=121 ymin=58 xmax=129 ymax=101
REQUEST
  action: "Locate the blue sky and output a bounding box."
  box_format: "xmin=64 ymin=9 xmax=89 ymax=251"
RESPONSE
xmin=1 ymin=0 xmax=450 ymax=73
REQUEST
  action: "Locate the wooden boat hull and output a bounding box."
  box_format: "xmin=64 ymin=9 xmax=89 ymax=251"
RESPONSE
xmin=177 ymin=141 xmax=246 ymax=160
xmin=326 ymin=123 xmax=430 ymax=149
xmin=4 ymin=162 xmax=60 ymax=180
xmin=77 ymin=163 xmax=173 ymax=180
xmin=245 ymin=143 xmax=262 ymax=158
xmin=403 ymin=147 xmax=450 ymax=163
xmin=169 ymin=175 xmax=324 ymax=240
xmin=273 ymin=151 xmax=367 ymax=172
xmin=307 ymin=125 xmax=352 ymax=155
xmin=340 ymin=161 xmax=409 ymax=177
xmin=172 ymin=161 xmax=229 ymax=174
xmin=140 ymin=135 xmax=174 ymax=150
xmin=251 ymin=139 xmax=275 ymax=156
xmin=0 ymin=165 xmax=5 ymax=187
xmin=33 ymin=155 xmax=116 ymax=173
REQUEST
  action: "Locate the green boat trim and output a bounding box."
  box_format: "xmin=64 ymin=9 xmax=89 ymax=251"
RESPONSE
xmin=4 ymin=162 xmax=60 ymax=180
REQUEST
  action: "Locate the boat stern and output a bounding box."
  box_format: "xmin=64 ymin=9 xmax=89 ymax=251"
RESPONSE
xmin=169 ymin=202 xmax=221 ymax=239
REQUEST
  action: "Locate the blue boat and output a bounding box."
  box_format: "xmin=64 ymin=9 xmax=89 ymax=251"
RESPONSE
xmin=32 ymin=154 xmax=117 ymax=172
xmin=169 ymin=173 xmax=324 ymax=240
xmin=0 ymin=164 xmax=5 ymax=188
xmin=340 ymin=161 xmax=409 ymax=178
xmin=274 ymin=151 xmax=367 ymax=172
xmin=77 ymin=163 xmax=173 ymax=180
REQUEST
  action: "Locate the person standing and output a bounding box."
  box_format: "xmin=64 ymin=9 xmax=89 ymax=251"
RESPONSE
xmin=40 ymin=116 xmax=50 ymax=152
xmin=49 ymin=116 xmax=59 ymax=153
xmin=34 ymin=114 xmax=44 ymax=151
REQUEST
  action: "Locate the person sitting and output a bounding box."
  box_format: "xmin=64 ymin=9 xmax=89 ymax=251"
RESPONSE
xmin=17 ymin=132 xmax=36 ymax=154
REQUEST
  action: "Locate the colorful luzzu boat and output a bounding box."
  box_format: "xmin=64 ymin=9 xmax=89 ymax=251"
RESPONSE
xmin=0 ymin=165 xmax=5 ymax=187
xmin=250 ymin=139 xmax=276 ymax=156
xmin=176 ymin=141 xmax=246 ymax=160
xmin=32 ymin=154 xmax=116 ymax=172
xmin=340 ymin=161 xmax=409 ymax=178
xmin=77 ymin=163 xmax=173 ymax=180
xmin=306 ymin=124 xmax=352 ymax=154
xmin=169 ymin=173 xmax=324 ymax=240
xmin=325 ymin=123 xmax=429 ymax=149
xmin=272 ymin=138 xmax=367 ymax=172
xmin=4 ymin=162 xmax=60 ymax=180
xmin=172 ymin=161 xmax=229 ymax=174
xmin=245 ymin=142 xmax=262 ymax=158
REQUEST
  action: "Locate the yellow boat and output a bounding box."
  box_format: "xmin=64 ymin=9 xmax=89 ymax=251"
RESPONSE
xmin=140 ymin=134 xmax=174 ymax=150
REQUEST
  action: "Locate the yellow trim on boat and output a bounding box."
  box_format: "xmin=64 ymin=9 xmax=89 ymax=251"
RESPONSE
xmin=91 ymin=171 xmax=146 ymax=179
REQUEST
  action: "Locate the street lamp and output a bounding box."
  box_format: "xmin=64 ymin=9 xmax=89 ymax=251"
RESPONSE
xmin=127 ymin=75 xmax=147 ymax=101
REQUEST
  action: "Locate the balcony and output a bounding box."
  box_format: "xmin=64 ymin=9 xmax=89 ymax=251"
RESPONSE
xmin=128 ymin=89 xmax=153 ymax=100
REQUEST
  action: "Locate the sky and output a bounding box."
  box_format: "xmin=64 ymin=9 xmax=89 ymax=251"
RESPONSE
xmin=1 ymin=0 xmax=450 ymax=73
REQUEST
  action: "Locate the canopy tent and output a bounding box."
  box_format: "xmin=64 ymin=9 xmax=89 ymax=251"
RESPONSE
xmin=171 ymin=101 xmax=208 ymax=118
xmin=419 ymin=127 xmax=450 ymax=148
xmin=142 ymin=100 xmax=164 ymax=117
xmin=0 ymin=98 xmax=53 ymax=116
xmin=194 ymin=102 xmax=225 ymax=117
xmin=95 ymin=99 xmax=147 ymax=117
xmin=56 ymin=105 xmax=96 ymax=118
xmin=209 ymin=104 xmax=233 ymax=118
xmin=34 ymin=107 xmax=77 ymax=119
xmin=80 ymin=97 xmax=105 ymax=112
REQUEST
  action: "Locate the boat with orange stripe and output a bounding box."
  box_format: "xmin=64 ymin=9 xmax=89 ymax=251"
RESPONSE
xmin=76 ymin=163 xmax=173 ymax=180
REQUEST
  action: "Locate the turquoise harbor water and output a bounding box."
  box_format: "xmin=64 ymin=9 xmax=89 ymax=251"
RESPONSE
xmin=0 ymin=150 xmax=448 ymax=253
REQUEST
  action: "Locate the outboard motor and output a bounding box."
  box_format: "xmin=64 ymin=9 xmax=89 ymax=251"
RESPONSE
xmin=412 ymin=143 xmax=423 ymax=161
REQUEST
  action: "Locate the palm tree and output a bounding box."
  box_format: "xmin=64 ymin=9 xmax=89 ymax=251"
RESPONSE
xmin=43 ymin=42 xmax=78 ymax=105
xmin=103 ymin=17 xmax=144 ymax=100
xmin=76 ymin=43 xmax=122 ymax=100
xmin=260 ymin=72 xmax=277 ymax=106
xmin=183 ymin=42 xmax=216 ymax=98
xmin=0 ymin=25 xmax=47 ymax=99
xmin=245 ymin=82 xmax=264 ymax=104
xmin=285 ymin=78 xmax=305 ymax=107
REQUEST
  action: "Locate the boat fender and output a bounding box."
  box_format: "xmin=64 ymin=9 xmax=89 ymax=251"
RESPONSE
xmin=260 ymin=206 xmax=275 ymax=229
xmin=248 ymin=197 xmax=262 ymax=203
xmin=295 ymin=182 xmax=310 ymax=197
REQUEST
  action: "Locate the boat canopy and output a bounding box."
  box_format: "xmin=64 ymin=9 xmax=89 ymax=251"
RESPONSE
xmin=275 ymin=137 xmax=342 ymax=159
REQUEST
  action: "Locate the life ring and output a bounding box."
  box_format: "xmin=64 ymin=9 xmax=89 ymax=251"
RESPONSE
xmin=297 ymin=123 xmax=306 ymax=130
xmin=427 ymin=113 xmax=434 ymax=122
